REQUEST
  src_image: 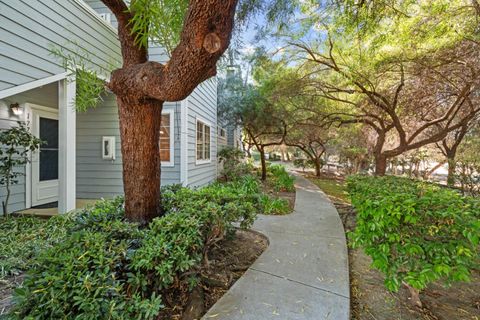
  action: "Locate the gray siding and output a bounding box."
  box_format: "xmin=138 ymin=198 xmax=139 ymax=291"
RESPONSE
xmin=187 ymin=79 xmax=218 ymax=187
xmin=76 ymin=93 xmax=182 ymax=199
xmin=83 ymin=0 xmax=120 ymax=28
xmin=0 ymin=0 xmax=121 ymax=92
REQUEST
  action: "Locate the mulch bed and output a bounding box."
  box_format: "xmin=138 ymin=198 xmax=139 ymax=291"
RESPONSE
xmin=157 ymin=229 xmax=268 ymax=319
xmin=332 ymin=200 xmax=480 ymax=320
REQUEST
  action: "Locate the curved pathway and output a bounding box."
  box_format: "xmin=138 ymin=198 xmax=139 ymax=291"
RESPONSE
xmin=203 ymin=174 xmax=350 ymax=319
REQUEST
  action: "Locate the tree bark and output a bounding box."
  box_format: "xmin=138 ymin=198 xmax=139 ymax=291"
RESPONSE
xmin=447 ymin=157 xmax=457 ymax=187
xmin=375 ymin=154 xmax=388 ymax=176
xmin=314 ymin=159 xmax=322 ymax=177
xmin=118 ymin=97 xmax=163 ymax=224
xmin=259 ymin=148 xmax=267 ymax=181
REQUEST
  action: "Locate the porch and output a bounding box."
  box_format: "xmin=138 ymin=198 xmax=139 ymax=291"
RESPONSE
xmin=14 ymin=199 xmax=99 ymax=217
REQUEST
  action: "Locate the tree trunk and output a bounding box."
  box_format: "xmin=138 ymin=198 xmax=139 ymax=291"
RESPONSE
xmin=259 ymin=148 xmax=267 ymax=181
xmin=375 ymin=154 xmax=388 ymax=176
xmin=118 ymin=97 xmax=163 ymax=225
xmin=447 ymin=157 xmax=456 ymax=187
xmin=314 ymin=158 xmax=322 ymax=177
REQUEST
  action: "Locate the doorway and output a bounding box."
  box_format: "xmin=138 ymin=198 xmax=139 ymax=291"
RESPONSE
xmin=31 ymin=108 xmax=59 ymax=206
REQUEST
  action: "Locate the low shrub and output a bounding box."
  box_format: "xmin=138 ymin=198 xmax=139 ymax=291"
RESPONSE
xmin=293 ymin=158 xmax=314 ymax=171
xmin=259 ymin=195 xmax=291 ymax=215
xmin=0 ymin=214 xmax=75 ymax=279
xmin=347 ymin=175 xmax=480 ymax=298
xmin=9 ymin=180 xmax=260 ymax=319
xmin=218 ymin=146 xmax=252 ymax=182
xmin=268 ymin=164 xmax=295 ymax=192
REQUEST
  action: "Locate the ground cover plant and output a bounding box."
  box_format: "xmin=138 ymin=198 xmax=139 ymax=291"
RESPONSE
xmin=2 ymin=178 xmax=274 ymax=319
xmin=347 ymin=175 xmax=480 ymax=308
xmin=0 ymin=214 xmax=75 ymax=280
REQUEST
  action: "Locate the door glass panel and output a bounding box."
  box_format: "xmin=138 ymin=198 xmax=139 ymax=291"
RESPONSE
xmin=39 ymin=117 xmax=59 ymax=181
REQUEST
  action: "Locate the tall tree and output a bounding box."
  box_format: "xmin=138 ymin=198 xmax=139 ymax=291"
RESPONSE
xmin=285 ymin=39 xmax=480 ymax=175
xmin=100 ymin=0 xmax=239 ymax=224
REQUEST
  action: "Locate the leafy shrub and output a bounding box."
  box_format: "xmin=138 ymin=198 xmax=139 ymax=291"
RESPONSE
xmin=347 ymin=175 xmax=480 ymax=294
xmin=268 ymin=164 xmax=295 ymax=192
xmin=293 ymin=158 xmax=312 ymax=171
xmin=218 ymin=146 xmax=251 ymax=181
xmin=259 ymin=195 xmax=291 ymax=215
xmin=0 ymin=214 xmax=75 ymax=279
xmin=10 ymin=179 xmax=260 ymax=319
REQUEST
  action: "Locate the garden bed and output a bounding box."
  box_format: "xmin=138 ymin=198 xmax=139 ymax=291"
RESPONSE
xmin=157 ymin=229 xmax=268 ymax=319
xmin=0 ymin=228 xmax=268 ymax=318
xmin=306 ymin=174 xmax=480 ymax=320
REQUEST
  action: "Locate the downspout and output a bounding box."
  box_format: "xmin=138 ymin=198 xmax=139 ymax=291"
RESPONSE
xmin=180 ymin=98 xmax=189 ymax=186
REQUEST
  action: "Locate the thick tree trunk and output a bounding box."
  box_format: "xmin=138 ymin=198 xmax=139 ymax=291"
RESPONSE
xmin=447 ymin=157 xmax=456 ymax=187
xmin=259 ymin=148 xmax=267 ymax=181
xmin=375 ymin=154 xmax=388 ymax=176
xmin=118 ymin=97 xmax=163 ymax=224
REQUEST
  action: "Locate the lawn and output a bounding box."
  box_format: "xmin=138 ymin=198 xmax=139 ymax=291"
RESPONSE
xmin=308 ymin=175 xmax=350 ymax=203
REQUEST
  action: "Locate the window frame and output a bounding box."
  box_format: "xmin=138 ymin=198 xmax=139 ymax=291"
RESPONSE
xmin=160 ymin=109 xmax=175 ymax=167
xmin=195 ymin=117 xmax=212 ymax=165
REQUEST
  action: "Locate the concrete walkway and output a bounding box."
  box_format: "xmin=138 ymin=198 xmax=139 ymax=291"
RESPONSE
xmin=203 ymin=174 xmax=350 ymax=319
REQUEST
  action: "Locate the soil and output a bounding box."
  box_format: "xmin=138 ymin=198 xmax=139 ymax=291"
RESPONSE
xmin=157 ymin=229 xmax=268 ymax=319
xmin=332 ymin=200 xmax=480 ymax=320
xmin=0 ymin=274 xmax=23 ymax=315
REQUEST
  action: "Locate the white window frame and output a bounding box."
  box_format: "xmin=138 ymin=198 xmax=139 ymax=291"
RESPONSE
xmin=195 ymin=117 xmax=212 ymax=165
xmin=160 ymin=109 xmax=175 ymax=167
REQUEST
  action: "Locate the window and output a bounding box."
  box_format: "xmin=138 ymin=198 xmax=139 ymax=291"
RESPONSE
xmin=196 ymin=120 xmax=211 ymax=163
xmin=159 ymin=111 xmax=174 ymax=166
xmin=219 ymin=127 xmax=226 ymax=138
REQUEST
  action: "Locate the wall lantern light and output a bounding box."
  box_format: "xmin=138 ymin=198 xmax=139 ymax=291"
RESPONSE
xmin=10 ymin=103 xmax=23 ymax=116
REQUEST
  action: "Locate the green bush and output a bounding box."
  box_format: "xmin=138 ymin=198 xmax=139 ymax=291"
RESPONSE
xmin=259 ymin=195 xmax=291 ymax=215
xmin=218 ymin=146 xmax=252 ymax=182
xmin=347 ymin=175 xmax=480 ymax=293
xmin=0 ymin=214 xmax=75 ymax=279
xmin=268 ymin=164 xmax=295 ymax=192
xmin=10 ymin=180 xmax=260 ymax=319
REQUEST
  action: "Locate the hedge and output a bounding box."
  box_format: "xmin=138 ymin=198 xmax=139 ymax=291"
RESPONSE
xmin=347 ymin=175 xmax=480 ymax=292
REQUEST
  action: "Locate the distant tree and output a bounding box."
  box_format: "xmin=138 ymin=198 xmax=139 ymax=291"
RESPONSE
xmin=287 ymin=40 xmax=480 ymax=175
xmin=286 ymin=123 xmax=330 ymax=177
xmin=436 ymin=123 xmax=472 ymax=186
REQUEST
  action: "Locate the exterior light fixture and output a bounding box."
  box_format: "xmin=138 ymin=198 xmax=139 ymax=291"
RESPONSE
xmin=10 ymin=103 xmax=23 ymax=116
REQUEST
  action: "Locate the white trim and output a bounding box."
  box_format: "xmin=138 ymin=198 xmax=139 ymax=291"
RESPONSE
xmin=160 ymin=109 xmax=175 ymax=167
xmin=195 ymin=117 xmax=212 ymax=165
xmin=0 ymin=73 xmax=68 ymax=100
xmin=180 ymin=98 xmax=189 ymax=186
xmin=24 ymin=104 xmax=33 ymax=209
xmin=58 ymin=76 xmax=76 ymax=213
xmin=73 ymin=0 xmax=118 ymax=34
xmin=27 ymin=105 xmax=60 ymax=208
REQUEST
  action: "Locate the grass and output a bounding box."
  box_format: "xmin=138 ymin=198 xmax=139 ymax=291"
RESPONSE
xmin=308 ymin=176 xmax=350 ymax=203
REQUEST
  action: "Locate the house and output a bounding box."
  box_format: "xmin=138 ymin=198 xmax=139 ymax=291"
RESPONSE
xmin=0 ymin=0 xmax=221 ymax=215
